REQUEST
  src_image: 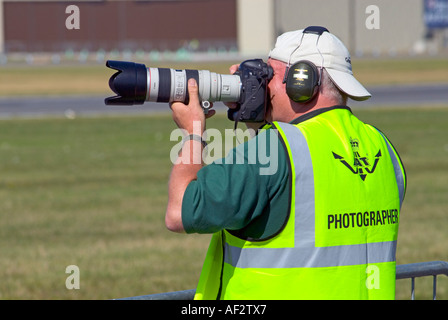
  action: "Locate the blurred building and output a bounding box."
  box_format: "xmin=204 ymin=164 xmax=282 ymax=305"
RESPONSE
xmin=0 ymin=0 xmax=238 ymax=54
xmin=0 ymin=0 xmax=446 ymax=58
xmin=241 ymin=0 xmax=448 ymax=57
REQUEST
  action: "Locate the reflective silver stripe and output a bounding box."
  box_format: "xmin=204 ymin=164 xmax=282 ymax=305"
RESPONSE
xmin=278 ymin=122 xmax=316 ymax=246
xmin=381 ymin=134 xmax=406 ymax=208
xmin=224 ymin=122 xmax=397 ymax=269
xmin=224 ymin=241 xmax=397 ymax=269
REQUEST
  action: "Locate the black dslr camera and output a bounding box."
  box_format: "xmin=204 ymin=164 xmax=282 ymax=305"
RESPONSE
xmin=105 ymin=59 xmax=273 ymax=123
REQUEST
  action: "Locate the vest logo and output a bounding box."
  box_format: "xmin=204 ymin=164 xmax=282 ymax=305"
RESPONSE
xmin=332 ymin=137 xmax=381 ymax=181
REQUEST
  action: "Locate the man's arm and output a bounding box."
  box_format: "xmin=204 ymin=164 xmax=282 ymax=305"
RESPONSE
xmin=165 ymin=79 xmax=214 ymax=233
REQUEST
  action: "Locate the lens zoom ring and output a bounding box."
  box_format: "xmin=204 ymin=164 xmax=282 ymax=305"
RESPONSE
xmin=157 ymin=68 xmax=172 ymax=102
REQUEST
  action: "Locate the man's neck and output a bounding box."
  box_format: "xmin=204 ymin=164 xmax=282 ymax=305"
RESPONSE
xmin=275 ymin=98 xmax=341 ymax=123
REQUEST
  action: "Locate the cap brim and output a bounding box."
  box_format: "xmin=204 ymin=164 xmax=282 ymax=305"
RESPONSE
xmin=326 ymin=68 xmax=371 ymax=101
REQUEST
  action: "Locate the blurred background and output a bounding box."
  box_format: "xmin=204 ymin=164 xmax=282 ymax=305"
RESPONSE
xmin=1 ymin=0 xmax=447 ymax=63
xmin=0 ymin=0 xmax=447 ymax=300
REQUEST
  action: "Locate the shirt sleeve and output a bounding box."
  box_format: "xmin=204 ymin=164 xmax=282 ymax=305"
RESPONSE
xmin=181 ymin=129 xmax=288 ymax=236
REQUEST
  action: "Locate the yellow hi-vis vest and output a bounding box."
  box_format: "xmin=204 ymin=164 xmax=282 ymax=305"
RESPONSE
xmin=194 ymin=107 xmax=406 ymax=300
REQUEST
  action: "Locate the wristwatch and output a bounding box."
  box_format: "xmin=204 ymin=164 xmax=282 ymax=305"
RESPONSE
xmin=182 ymin=134 xmax=208 ymax=148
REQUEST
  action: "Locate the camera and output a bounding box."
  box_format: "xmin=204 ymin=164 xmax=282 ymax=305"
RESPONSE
xmin=105 ymin=59 xmax=273 ymax=122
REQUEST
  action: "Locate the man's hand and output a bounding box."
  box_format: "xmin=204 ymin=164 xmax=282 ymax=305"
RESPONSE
xmin=165 ymin=78 xmax=214 ymax=233
xmin=170 ymin=79 xmax=215 ymax=135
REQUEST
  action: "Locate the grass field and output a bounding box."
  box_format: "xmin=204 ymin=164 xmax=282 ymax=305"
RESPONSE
xmin=0 ymin=58 xmax=447 ymax=299
xmin=0 ymin=107 xmax=447 ymax=300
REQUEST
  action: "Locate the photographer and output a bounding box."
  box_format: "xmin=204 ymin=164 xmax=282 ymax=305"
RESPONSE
xmin=166 ymin=27 xmax=406 ymax=300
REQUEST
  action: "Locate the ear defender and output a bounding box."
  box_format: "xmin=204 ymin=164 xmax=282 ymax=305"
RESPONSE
xmin=282 ymin=26 xmax=329 ymax=103
xmin=285 ymin=60 xmax=319 ymax=103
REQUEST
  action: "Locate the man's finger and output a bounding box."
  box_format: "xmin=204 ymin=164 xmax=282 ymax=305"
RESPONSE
xmin=229 ymin=64 xmax=239 ymax=75
xmin=205 ymin=109 xmax=216 ymax=119
xmin=187 ymin=78 xmax=199 ymax=106
xmin=224 ymin=102 xmax=238 ymax=109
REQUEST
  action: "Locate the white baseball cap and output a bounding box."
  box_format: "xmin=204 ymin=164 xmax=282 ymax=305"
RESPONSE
xmin=269 ymin=27 xmax=371 ymax=101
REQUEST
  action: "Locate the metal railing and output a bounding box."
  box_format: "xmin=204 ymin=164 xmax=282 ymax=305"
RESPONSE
xmin=396 ymin=260 xmax=448 ymax=300
xmin=118 ymin=261 xmax=448 ymax=300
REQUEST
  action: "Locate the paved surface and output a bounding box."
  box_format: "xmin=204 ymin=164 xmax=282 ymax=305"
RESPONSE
xmin=350 ymin=83 xmax=448 ymax=107
xmin=0 ymin=84 xmax=447 ymax=119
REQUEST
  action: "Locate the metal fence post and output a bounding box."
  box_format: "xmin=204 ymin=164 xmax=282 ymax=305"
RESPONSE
xmin=117 ymin=261 xmax=448 ymax=300
xmin=396 ymin=261 xmax=448 ymax=300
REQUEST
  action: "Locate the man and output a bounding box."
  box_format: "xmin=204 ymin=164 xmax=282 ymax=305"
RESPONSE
xmin=166 ymin=26 xmax=406 ymax=299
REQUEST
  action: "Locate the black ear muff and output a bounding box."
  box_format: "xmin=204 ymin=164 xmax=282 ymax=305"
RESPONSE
xmin=285 ymin=60 xmax=319 ymax=103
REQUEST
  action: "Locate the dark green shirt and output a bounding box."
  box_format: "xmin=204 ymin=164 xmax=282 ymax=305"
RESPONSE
xmin=181 ymin=125 xmax=290 ymax=240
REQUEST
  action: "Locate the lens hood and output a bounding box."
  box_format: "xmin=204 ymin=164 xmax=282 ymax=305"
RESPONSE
xmin=105 ymin=60 xmax=147 ymax=105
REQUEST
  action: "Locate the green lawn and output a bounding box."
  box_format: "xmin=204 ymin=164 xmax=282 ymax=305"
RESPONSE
xmin=0 ymin=107 xmax=447 ymax=300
